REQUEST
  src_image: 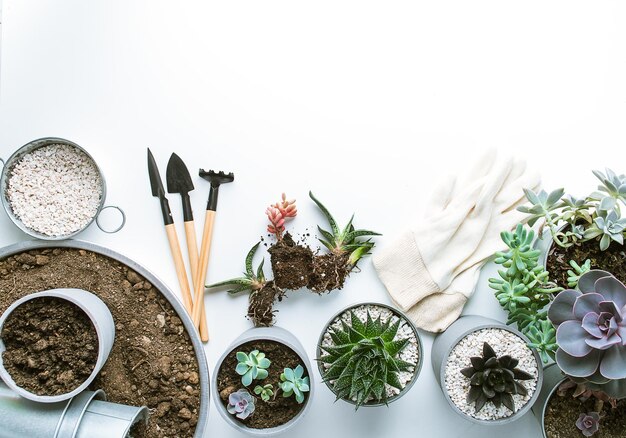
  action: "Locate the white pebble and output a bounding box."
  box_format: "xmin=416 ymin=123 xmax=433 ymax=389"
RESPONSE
xmin=7 ymin=144 xmax=102 ymax=237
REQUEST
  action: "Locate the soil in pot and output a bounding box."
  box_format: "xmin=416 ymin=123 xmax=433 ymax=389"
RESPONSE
xmin=444 ymin=328 xmax=539 ymax=421
xmin=1 ymin=296 xmax=98 ymax=396
xmin=217 ymin=340 xmax=307 ymax=429
xmin=546 ymin=239 xmax=626 ymax=288
xmin=0 ymin=249 xmax=200 ymax=438
xmin=308 ymin=252 xmax=350 ymax=293
xmin=319 ymin=304 xmax=420 ymax=405
xmin=544 ymin=386 xmax=626 ymax=438
xmin=247 ymin=281 xmax=285 ymax=327
xmin=268 ymin=233 xmax=314 ymax=290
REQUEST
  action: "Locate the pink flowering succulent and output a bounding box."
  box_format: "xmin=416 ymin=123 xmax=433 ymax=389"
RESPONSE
xmin=266 ymin=193 xmax=297 ymax=240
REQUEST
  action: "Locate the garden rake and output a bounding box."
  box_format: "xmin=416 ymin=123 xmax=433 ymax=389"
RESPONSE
xmin=191 ymin=169 xmax=235 ymax=333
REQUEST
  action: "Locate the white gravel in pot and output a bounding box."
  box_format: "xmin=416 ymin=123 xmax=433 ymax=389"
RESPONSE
xmin=6 ymin=144 xmax=103 ymax=237
xmin=444 ymin=328 xmax=539 ymax=421
xmin=321 ymin=304 xmax=420 ymax=402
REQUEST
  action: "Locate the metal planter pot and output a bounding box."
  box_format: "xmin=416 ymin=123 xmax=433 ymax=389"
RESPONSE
xmin=0 ymin=137 xmax=125 ymax=240
xmin=431 ymin=315 xmax=544 ymax=426
xmin=0 ymin=239 xmax=209 ymax=438
xmin=531 ymin=364 xmax=566 ymax=438
xmin=212 ymin=326 xmax=314 ymax=436
xmin=0 ymin=382 xmax=148 ymax=438
xmin=0 ymin=288 xmax=115 ymax=403
xmin=316 ymin=302 xmax=423 ymax=407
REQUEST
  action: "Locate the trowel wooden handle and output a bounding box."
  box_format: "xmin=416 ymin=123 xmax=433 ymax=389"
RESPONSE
xmin=184 ymin=220 xmax=209 ymax=342
xmin=192 ymin=210 xmax=216 ymax=330
xmin=165 ymin=223 xmax=194 ymax=314
xmin=184 ymin=221 xmax=200 ymax=280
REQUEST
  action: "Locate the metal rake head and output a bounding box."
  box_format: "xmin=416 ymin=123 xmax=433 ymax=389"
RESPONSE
xmin=199 ymin=169 xmax=235 ymax=187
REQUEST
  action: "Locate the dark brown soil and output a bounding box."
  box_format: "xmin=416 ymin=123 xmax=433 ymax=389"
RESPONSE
xmin=546 ymin=239 xmax=626 ymax=288
xmin=308 ymin=252 xmax=350 ymax=293
xmin=544 ymin=386 xmax=626 ymax=438
xmin=0 ymin=248 xmax=201 ymax=438
xmin=268 ymin=233 xmax=313 ymax=290
xmin=217 ymin=340 xmax=308 ymax=429
xmin=247 ymin=282 xmax=285 ymax=327
xmin=1 ymin=296 xmax=98 ymax=396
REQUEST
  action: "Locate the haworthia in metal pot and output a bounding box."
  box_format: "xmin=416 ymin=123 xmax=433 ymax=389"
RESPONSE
xmin=317 ymin=303 xmax=422 ymax=409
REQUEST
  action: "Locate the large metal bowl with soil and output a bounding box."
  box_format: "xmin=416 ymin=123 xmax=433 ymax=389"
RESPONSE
xmin=0 ymin=240 xmax=209 ymax=438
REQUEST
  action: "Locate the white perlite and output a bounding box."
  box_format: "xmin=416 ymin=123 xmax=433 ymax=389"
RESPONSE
xmin=7 ymin=144 xmax=103 ymax=237
xmin=444 ymin=328 xmax=539 ymax=421
xmin=321 ymin=304 xmax=420 ymax=402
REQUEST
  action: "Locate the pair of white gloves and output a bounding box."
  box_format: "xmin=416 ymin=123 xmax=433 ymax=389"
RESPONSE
xmin=373 ymin=151 xmax=540 ymax=333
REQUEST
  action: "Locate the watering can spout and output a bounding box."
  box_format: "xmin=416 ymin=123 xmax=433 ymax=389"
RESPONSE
xmin=0 ymin=382 xmax=148 ymax=438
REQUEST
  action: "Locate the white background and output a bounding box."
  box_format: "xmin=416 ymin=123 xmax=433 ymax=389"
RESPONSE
xmin=1 ymin=1 xmax=625 ymax=437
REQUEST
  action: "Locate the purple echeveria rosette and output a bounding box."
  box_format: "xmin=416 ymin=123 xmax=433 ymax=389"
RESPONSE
xmin=548 ymin=270 xmax=626 ymax=399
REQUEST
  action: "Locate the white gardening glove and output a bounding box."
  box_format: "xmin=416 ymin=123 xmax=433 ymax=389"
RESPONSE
xmin=401 ymin=158 xmax=540 ymax=332
xmin=374 ymin=153 xmax=540 ymax=332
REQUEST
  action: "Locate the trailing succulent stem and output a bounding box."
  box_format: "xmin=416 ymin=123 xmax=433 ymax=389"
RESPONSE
xmin=461 ymin=342 xmax=533 ymax=413
xmin=489 ymin=224 xmax=562 ymax=363
xmin=309 ymin=191 xmax=380 ymax=269
xmin=319 ymin=311 xmax=414 ymax=409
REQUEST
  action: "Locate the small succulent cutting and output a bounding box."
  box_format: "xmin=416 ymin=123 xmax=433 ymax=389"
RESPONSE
xmin=206 ymin=243 xmax=284 ymax=327
xmin=318 ymin=311 xmax=414 ymax=409
xmin=227 ymin=389 xmax=256 ymax=420
xmin=253 ymin=384 xmax=274 ymax=402
xmin=460 ymin=342 xmax=533 ymax=413
xmin=310 ymin=191 xmax=379 ymax=270
xmin=576 ymin=412 xmax=601 ymax=437
xmin=236 ymin=350 xmax=271 ymax=386
xmin=518 ymin=168 xmax=626 ymax=251
xmin=279 ymin=365 xmax=310 ymax=404
xmin=206 ymin=243 xmax=268 ymax=295
xmin=548 ymin=270 xmax=626 ymax=399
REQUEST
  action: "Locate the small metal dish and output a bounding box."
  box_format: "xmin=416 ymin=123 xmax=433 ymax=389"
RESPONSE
xmin=0 ymin=137 xmax=125 ymax=240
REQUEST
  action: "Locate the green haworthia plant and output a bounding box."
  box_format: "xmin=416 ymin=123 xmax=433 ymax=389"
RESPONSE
xmin=318 ymin=310 xmax=414 ymax=409
xmin=461 ymin=342 xmax=533 ymax=413
xmin=279 ymin=365 xmax=310 ymax=404
xmin=236 ymin=350 xmax=271 ymax=386
xmin=309 ymin=191 xmax=380 ymax=268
